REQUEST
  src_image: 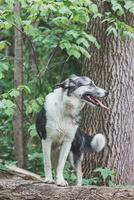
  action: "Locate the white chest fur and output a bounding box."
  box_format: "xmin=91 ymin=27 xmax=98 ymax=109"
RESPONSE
xmin=44 ymin=88 xmax=84 ymax=144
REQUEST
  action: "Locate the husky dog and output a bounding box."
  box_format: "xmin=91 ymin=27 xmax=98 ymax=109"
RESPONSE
xmin=36 ymin=74 xmax=109 ymax=186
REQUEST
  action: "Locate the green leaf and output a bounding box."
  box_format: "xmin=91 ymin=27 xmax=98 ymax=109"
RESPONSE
xmin=31 ymin=100 xmax=40 ymax=112
xmin=76 ymin=38 xmax=89 ymax=48
xmin=28 ymin=124 xmax=37 ymax=138
xmin=60 ymin=40 xmax=71 ymax=50
xmin=82 ymin=177 xmax=99 ymax=185
xmin=59 ymin=6 xmax=72 ymax=15
xmin=94 ymin=167 xmax=116 ymax=181
xmin=0 ymin=99 xmax=15 ymax=116
xmin=68 ymin=48 xmax=81 ymax=59
xmin=124 ymin=1 xmax=134 ymax=14
xmin=28 ymin=152 xmax=43 ymax=161
xmin=0 ymin=63 xmax=9 ymax=71
xmin=9 ymin=89 xmax=20 ymax=97
xmin=36 ymin=96 xmax=44 ymax=105
xmin=0 ymin=41 xmax=7 ymax=50
xmin=18 ymin=85 xmax=31 ymax=94
xmin=84 ymin=34 xmax=100 ymax=48
xmin=89 ymin=3 xmax=98 ymax=13
xmin=107 ymin=26 xmax=118 ymax=37
xmin=26 ymin=105 xmax=33 ymax=114
xmin=79 ymin=46 xmax=91 ymax=59
xmin=51 ymin=16 xmax=69 ymax=26
xmin=66 ymin=30 xmax=79 ymax=39
xmin=0 ymin=73 xmax=4 ymax=79
xmin=85 ymin=34 xmax=96 ymax=43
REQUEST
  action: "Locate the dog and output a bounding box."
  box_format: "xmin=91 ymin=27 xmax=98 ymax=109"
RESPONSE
xmin=36 ymin=74 xmax=109 ymax=186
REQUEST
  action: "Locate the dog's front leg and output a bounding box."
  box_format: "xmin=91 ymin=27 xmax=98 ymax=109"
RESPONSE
xmin=42 ymin=139 xmax=54 ymax=183
xmin=56 ymin=141 xmax=71 ymax=186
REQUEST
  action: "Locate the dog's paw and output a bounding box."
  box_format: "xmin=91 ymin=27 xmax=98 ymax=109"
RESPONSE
xmin=42 ymin=178 xmax=55 ymax=184
xmin=56 ymin=179 xmax=68 ymax=186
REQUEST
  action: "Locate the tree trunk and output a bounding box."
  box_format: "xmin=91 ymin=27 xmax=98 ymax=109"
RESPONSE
xmin=29 ymin=42 xmax=37 ymax=73
xmin=81 ymin=1 xmax=134 ymax=184
xmin=13 ymin=3 xmax=24 ymax=168
xmin=0 ymin=178 xmax=134 ymax=200
xmin=29 ymin=22 xmax=38 ymax=73
xmin=1 ymin=169 xmax=134 ymax=200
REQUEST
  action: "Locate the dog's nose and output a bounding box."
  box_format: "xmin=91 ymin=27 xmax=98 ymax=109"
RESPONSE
xmin=105 ymin=91 xmax=109 ymax=96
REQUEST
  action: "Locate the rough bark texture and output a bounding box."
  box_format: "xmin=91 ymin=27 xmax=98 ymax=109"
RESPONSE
xmin=29 ymin=22 xmax=38 ymax=73
xmin=81 ymin=1 xmax=134 ymax=184
xmin=29 ymin=43 xmax=37 ymax=73
xmin=0 ymin=178 xmax=134 ymax=200
xmin=13 ymin=3 xmax=24 ymax=168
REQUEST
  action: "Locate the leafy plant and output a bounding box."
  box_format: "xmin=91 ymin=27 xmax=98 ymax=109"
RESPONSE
xmin=81 ymin=167 xmax=116 ymax=186
xmin=94 ymin=167 xmax=116 ymax=186
xmin=63 ymin=162 xmax=76 ymax=185
xmin=82 ymin=177 xmax=99 ymax=186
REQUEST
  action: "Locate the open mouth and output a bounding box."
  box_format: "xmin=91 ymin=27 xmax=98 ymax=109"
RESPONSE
xmin=82 ymin=93 xmax=109 ymax=110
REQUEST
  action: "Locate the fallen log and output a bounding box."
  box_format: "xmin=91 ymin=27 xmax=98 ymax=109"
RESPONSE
xmin=0 ymin=167 xmax=134 ymax=200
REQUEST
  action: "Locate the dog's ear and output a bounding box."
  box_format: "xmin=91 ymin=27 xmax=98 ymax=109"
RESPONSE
xmin=55 ymin=78 xmax=78 ymax=96
xmin=70 ymin=74 xmax=78 ymax=79
xmin=67 ymin=79 xmax=77 ymax=96
xmin=55 ymin=81 xmax=66 ymax=89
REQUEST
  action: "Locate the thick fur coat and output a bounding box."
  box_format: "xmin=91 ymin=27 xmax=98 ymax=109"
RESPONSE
xmin=36 ymin=75 xmax=108 ymax=186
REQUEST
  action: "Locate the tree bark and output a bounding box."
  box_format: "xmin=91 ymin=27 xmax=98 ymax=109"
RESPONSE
xmin=81 ymin=1 xmax=134 ymax=184
xmin=29 ymin=22 xmax=38 ymax=73
xmin=29 ymin=42 xmax=37 ymax=73
xmin=0 ymin=178 xmax=134 ymax=200
xmin=13 ymin=3 xmax=24 ymax=168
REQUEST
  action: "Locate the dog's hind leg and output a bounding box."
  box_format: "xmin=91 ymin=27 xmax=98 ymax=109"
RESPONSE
xmin=56 ymin=141 xmax=71 ymax=186
xmin=42 ymin=139 xmax=54 ymax=183
xmin=75 ymin=160 xmax=83 ymax=186
xmin=69 ymin=152 xmax=83 ymax=186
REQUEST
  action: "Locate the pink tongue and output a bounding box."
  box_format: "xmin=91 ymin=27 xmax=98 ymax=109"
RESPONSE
xmin=96 ymin=99 xmax=109 ymax=110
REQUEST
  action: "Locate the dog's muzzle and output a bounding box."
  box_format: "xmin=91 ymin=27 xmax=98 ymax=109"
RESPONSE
xmin=81 ymin=92 xmax=109 ymax=110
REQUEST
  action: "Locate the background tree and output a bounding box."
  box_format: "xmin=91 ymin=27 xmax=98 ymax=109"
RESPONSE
xmin=81 ymin=1 xmax=134 ymax=184
xmin=13 ymin=2 xmax=24 ymax=168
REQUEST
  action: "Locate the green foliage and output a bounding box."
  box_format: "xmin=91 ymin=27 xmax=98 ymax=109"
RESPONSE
xmin=81 ymin=167 xmax=116 ymax=186
xmin=26 ymin=136 xmax=44 ymax=176
xmin=104 ymin=0 xmax=134 ymax=15
xmin=63 ymin=162 xmax=76 ymax=185
xmin=0 ymin=163 xmax=6 ymax=170
xmin=82 ymin=177 xmax=99 ymax=186
xmin=103 ymin=13 xmax=134 ymax=39
xmin=103 ymin=0 xmax=134 ymax=38
xmin=1 ymin=0 xmax=100 ymax=60
xmin=63 ymin=166 xmax=116 ymax=186
xmin=94 ymin=167 xmax=116 ymax=186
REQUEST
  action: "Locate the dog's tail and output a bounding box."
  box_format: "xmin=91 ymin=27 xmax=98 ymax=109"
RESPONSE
xmin=36 ymin=106 xmax=46 ymax=140
xmin=84 ymin=133 xmax=106 ymax=152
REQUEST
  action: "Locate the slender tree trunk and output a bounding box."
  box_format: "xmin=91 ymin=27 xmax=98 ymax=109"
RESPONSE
xmin=29 ymin=22 xmax=38 ymax=73
xmin=81 ymin=1 xmax=134 ymax=184
xmin=13 ymin=3 xmax=24 ymax=168
xmin=29 ymin=42 xmax=37 ymax=73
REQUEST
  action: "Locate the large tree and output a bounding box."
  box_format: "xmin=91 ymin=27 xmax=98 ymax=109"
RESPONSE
xmin=81 ymin=1 xmax=134 ymax=184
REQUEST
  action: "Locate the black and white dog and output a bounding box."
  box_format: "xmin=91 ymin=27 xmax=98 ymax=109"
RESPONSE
xmin=36 ymin=74 xmax=109 ymax=186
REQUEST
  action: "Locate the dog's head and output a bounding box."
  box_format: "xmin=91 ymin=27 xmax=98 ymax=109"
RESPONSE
xmin=55 ymin=74 xmax=109 ymax=110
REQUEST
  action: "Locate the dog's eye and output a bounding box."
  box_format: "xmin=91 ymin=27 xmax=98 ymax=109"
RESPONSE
xmin=77 ymin=82 xmax=82 ymax=87
xmin=90 ymin=81 xmax=95 ymax=87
